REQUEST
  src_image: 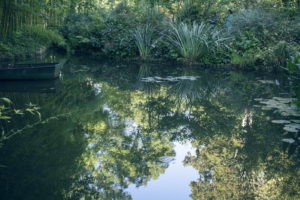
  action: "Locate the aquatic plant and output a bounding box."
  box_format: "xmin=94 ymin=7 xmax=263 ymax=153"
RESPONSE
xmin=133 ymin=24 xmax=156 ymax=60
xmin=167 ymin=21 xmax=227 ymax=63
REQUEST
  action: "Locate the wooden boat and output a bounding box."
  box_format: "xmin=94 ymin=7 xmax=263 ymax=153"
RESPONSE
xmin=0 ymin=63 xmax=62 ymax=80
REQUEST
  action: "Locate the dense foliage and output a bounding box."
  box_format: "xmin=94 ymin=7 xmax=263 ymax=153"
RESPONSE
xmin=0 ymin=0 xmax=299 ymax=68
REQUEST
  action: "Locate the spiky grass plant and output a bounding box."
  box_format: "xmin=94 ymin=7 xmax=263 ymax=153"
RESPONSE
xmin=134 ymin=24 xmax=155 ymax=60
xmin=167 ymin=21 xmax=228 ymax=63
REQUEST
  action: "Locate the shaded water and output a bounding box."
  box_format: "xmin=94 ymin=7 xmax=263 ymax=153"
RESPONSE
xmin=0 ymin=58 xmax=300 ymax=200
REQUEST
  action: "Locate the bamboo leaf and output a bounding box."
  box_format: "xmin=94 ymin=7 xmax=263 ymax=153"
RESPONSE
xmin=0 ymin=116 xmax=11 ymax=120
xmin=0 ymin=98 xmax=12 ymax=104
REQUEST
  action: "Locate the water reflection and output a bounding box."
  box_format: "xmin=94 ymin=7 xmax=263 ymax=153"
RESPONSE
xmin=0 ymin=80 xmax=61 ymax=93
xmin=0 ymin=60 xmax=299 ymax=200
xmin=128 ymin=142 xmax=198 ymax=200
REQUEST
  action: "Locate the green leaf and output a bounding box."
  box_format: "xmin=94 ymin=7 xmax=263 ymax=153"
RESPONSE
xmin=0 ymin=116 xmax=11 ymax=120
xmin=0 ymin=98 xmax=12 ymax=104
xmin=287 ymin=59 xmax=298 ymax=72
xmin=26 ymin=108 xmax=35 ymax=115
xmin=36 ymin=111 xmax=42 ymax=121
xmin=14 ymin=109 xmax=24 ymax=115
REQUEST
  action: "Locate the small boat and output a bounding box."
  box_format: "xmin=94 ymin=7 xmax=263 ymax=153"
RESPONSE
xmin=0 ymin=63 xmax=62 ymax=80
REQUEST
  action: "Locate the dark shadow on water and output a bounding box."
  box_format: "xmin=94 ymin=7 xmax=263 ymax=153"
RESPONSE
xmin=0 ymin=80 xmax=62 ymax=93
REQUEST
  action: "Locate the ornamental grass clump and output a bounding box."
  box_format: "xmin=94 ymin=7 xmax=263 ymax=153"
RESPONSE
xmin=134 ymin=24 xmax=156 ymax=60
xmin=167 ymin=21 xmax=228 ymax=63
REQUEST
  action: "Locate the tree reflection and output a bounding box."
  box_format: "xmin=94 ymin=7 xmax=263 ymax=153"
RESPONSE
xmin=0 ymin=61 xmax=299 ymax=199
xmin=184 ymin=116 xmax=300 ymax=199
xmin=0 ymin=65 xmax=175 ymax=200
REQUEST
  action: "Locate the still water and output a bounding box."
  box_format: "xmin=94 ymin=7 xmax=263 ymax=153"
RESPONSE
xmin=0 ymin=58 xmax=299 ymax=200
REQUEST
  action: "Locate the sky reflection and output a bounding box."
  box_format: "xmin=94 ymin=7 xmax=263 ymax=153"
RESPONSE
xmin=128 ymin=142 xmax=198 ymax=200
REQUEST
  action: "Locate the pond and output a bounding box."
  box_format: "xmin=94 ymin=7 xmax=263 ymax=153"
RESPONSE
xmin=0 ymin=58 xmax=300 ymax=200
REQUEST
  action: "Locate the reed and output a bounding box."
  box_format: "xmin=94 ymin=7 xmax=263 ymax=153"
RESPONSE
xmin=134 ymin=24 xmax=155 ymax=60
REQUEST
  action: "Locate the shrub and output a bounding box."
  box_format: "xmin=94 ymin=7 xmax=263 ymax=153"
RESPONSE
xmin=284 ymin=17 xmax=300 ymax=43
xmin=60 ymin=13 xmax=104 ymax=55
xmin=286 ymin=53 xmax=300 ymax=107
xmin=287 ymin=53 xmax=300 ymax=73
xmin=135 ymin=2 xmax=165 ymax=26
xmin=231 ymin=9 xmax=277 ymax=33
xmin=176 ymin=0 xmax=201 ymax=23
xmin=23 ymin=25 xmax=66 ymax=48
xmin=230 ymin=9 xmax=300 ymax=45
xmin=230 ymin=9 xmax=286 ymax=47
xmin=229 ymin=31 xmax=260 ymax=66
xmin=100 ymin=9 xmax=138 ymax=59
xmin=271 ymin=41 xmax=292 ymax=66
xmin=228 ymin=9 xmax=300 ymax=68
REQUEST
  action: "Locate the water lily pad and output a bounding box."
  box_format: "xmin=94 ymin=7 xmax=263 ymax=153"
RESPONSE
xmin=283 ymin=123 xmax=300 ymax=132
xmin=261 ymin=106 xmax=273 ymax=111
xmin=273 ymin=97 xmax=295 ymax=103
xmin=255 ymin=97 xmax=300 ymax=117
xmin=271 ymin=120 xmax=291 ymax=124
xmin=281 ymin=112 xmax=291 ymax=116
xmin=282 ymin=138 xmax=296 ymax=143
xmin=177 ymin=76 xmax=198 ymax=81
xmin=280 ymin=111 xmax=300 ymax=117
xmin=258 ymin=80 xmax=275 ymax=84
xmin=141 ymin=77 xmax=156 ymax=82
xmin=254 ymin=98 xmax=264 ymax=101
xmin=141 ymin=76 xmax=199 ymax=83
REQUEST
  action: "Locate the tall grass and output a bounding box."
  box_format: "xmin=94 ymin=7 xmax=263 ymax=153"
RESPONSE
xmin=167 ymin=21 xmax=228 ymax=63
xmin=134 ymin=24 xmax=155 ymax=60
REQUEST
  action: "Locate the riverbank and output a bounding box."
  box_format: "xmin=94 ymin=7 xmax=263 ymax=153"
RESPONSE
xmin=1 ymin=2 xmax=299 ymax=71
